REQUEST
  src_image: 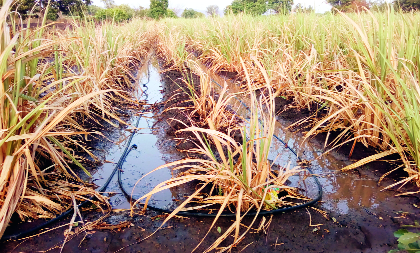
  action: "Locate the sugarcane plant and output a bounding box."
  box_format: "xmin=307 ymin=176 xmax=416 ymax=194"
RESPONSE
xmin=0 ymin=0 xmax=111 ymax=238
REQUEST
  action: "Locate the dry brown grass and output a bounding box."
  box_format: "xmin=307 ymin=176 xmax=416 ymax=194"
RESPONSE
xmin=0 ymin=2 xmax=149 ymax=238
xmin=130 ymin=61 xmax=308 ymax=251
xmin=150 ymin=10 xmax=420 ymax=190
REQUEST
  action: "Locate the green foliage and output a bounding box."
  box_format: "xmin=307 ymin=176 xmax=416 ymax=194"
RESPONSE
xmin=46 ymin=7 xmax=60 ymax=21
xmin=149 ymin=0 xmax=168 ymax=19
xmin=327 ymin=0 xmax=354 ymax=11
xmin=225 ymin=0 xmax=267 ymax=15
xmin=395 ymin=0 xmax=420 ymax=11
xmin=92 ymin=4 xmax=150 ymax=20
xmin=327 ymin=0 xmax=370 ymax=12
xmin=117 ymin=4 xmax=135 ymax=17
xmin=268 ymin=0 xmax=293 ymax=13
xmin=181 ymin=8 xmax=204 ymax=18
xmin=6 ymin=0 xmax=91 ymax=20
xmin=224 ymin=0 xmax=293 ymax=15
xmin=94 ymin=6 xmax=132 ymax=22
xmin=392 ymin=227 xmax=420 ymax=252
xmin=166 ymin=9 xmax=178 ymax=18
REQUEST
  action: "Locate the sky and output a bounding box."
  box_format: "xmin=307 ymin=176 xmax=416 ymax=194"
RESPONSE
xmin=92 ymin=0 xmax=333 ymax=14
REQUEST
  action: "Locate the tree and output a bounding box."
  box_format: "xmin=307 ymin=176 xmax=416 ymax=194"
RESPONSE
xmin=117 ymin=4 xmax=135 ymax=17
xmin=8 ymin=0 xmax=92 ymax=20
xmin=395 ymin=0 xmax=420 ymax=11
xmin=166 ymin=9 xmax=178 ymax=18
xmin=149 ymin=0 xmax=168 ymax=19
xmin=206 ymin=5 xmax=219 ymax=17
xmin=224 ymin=0 xmax=267 ymax=15
xmin=326 ymin=0 xmax=354 ymax=11
xmin=95 ymin=7 xmax=132 ymax=22
xmin=349 ymin=0 xmax=370 ymax=11
xmin=181 ymin=8 xmax=204 ymax=18
xmin=327 ymin=0 xmax=370 ymax=12
xmin=268 ymin=0 xmax=293 ymax=13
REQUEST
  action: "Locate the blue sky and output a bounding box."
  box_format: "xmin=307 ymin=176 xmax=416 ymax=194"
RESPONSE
xmin=92 ymin=0 xmax=333 ymax=14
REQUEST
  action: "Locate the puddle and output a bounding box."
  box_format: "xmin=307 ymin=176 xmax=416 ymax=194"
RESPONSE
xmin=91 ymin=58 xmax=184 ymax=210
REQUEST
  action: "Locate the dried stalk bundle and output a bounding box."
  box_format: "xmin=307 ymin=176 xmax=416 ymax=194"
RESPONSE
xmin=132 ymin=62 xmax=307 ymax=251
xmin=164 ymin=62 xmax=242 ymax=147
xmin=16 ymin=174 xmax=109 ymax=221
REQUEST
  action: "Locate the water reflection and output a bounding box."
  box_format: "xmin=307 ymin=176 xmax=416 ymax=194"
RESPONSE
xmin=92 ymin=59 xmax=183 ymax=209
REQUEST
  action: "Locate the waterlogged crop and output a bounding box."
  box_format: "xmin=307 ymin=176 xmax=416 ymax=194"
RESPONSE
xmin=151 ymin=9 xmax=420 ymax=190
xmin=131 ymin=62 xmax=308 ymax=251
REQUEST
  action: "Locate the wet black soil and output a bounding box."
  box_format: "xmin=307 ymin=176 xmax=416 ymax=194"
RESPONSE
xmin=2 ymin=193 xmax=419 ymax=253
xmin=2 ymin=60 xmax=420 ymax=253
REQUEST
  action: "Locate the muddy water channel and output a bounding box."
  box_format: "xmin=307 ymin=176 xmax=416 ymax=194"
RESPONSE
xmin=91 ymin=59 xmax=185 ymax=210
xmin=3 ymin=60 xmax=420 ymax=253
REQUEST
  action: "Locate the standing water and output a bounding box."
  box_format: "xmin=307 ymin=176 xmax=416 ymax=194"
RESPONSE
xmin=92 ymin=59 xmax=184 ymax=210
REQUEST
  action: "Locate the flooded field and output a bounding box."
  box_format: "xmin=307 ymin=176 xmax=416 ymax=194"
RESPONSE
xmin=3 ymin=3 xmax=420 ymax=252
xmin=2 ymin=59 xmax=419 ymax=253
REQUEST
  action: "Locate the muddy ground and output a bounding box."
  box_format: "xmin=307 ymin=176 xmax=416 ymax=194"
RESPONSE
xmin=2 ymin=188 xmax=418 ymax=253
xmin=2 ymin=61 xmax=420 ymax=253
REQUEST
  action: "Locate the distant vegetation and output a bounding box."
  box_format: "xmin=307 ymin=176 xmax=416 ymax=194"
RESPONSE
xmin=3 ymin=0 xmax=91 ymax=20
xmin=94 ymin=5 xmax=134 ymax=22
xmin=90 ymin=0 xmax=174 ymax=21
xmin=4 ymin=0 xmax=420 ymax=23
xmin=206 ymin=5 xmax=220 ymax=17
xmin=327 ymin=0 xmax=420 ymax=12
xmin=149 ymin=0 xmax=169 ymax=19
xmin=225 ymin=0 xmax=294 ymax=15
xmin=181 ymin=8 xmax=205 ymax=18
